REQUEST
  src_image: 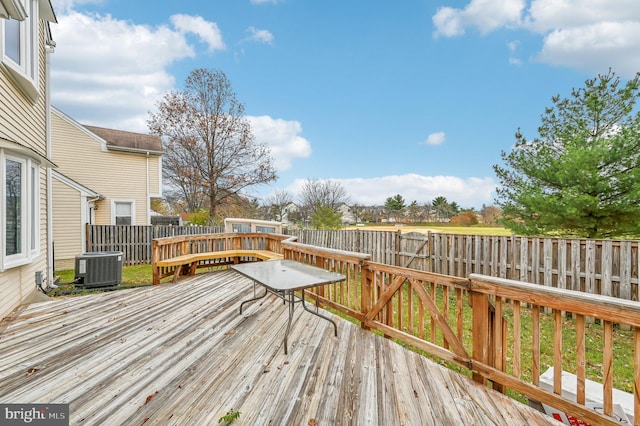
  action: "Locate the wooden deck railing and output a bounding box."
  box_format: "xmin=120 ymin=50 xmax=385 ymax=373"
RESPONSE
xmin=151 ymin=233 xmax=293 ymax=284
xmin=282 ymin=239 xmax=639 ymax=426
xmin=151 ymin=233 xmax=639 ymax=425
xmin=469 ymin=274 xmax=639 ymax=425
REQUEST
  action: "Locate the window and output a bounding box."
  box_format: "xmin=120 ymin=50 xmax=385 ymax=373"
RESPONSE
xmin=114 ymin=201 xmax=134 ymax=225
xmin=4 ymin=17 xmax=19 ymax=63
xmin=232 ymin=223 xmax=251 ymax=233
xmin=1 ymin=150 xmax=39 ymax=270
xmin=5 ymin=157 xmax=22 ymax=256
xmin=255 ymin=226 xmax=276 ymax=234
xmin=1 ymin=0 xmax=39 ymax=98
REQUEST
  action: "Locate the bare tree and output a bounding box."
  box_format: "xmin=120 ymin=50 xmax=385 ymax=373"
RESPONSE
xmin=263 ymin=189 xmax=293 ymax=221
xmin=298 ymin=179 xmax=350 ymax=215
xmin=147 ymin=68 xmax=277 ymax=222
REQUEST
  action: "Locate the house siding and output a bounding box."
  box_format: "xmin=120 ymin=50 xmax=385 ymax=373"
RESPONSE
xmin=50 ymin=110 xmax=162 ymax=268
xmin=148 ymin=156 xmax=161 ymax=196
xmin=51 ymin=111 xmax=161 ymax=227
xmin=51 ymin=178 xmax=83 ymax=270
xmin=0 ymin=17 xmax=51 ymax=319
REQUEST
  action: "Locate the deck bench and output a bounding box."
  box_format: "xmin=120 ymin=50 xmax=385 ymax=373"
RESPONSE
xmin=156 ymin=249 xmax=284 ymax=283
xmin=151 ymin=233 xmax=292 ymax=285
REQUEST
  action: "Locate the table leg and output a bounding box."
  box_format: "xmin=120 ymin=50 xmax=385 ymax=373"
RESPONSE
xmin=301 ymin=289 xmax=338 ymax=336
xmin=239 ymin=281 xmax=268 ymax=314
xmin=283 ymin=290 xmax=295 ymax=355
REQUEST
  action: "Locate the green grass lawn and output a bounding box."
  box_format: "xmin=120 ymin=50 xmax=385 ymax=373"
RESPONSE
xmin=347 ymin=224 xmax=513 ymax=236
xmin=53 ymin=264 xmax=155 ymax=295
xmin=56 ymin=263 xmax=153 ymax=286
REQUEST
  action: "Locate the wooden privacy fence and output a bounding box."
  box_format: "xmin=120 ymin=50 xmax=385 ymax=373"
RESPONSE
xmin=283 ymin=239 xmax=640 ymax=426
xmin=286 ymin=229 xmax=640 ymax=302
xmin=88 ymin=225 xmax=640 ymax=301
xmin=86 ymin=224 xmax=222 ymax=265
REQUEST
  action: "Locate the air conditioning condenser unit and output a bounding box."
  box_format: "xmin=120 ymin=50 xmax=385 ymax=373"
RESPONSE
xmin=74 ymin=251 xmax=123 ymax=288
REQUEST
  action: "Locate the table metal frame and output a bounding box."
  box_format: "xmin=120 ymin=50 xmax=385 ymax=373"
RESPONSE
xmin=233 ymin=260 xmax=345 ymax=354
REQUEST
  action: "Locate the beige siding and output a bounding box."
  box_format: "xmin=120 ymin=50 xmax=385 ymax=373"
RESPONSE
xmin=51 ymin=112 xmax=160 ymax=226
xmin=148 ymin=156 xmax=161 ymax=196
xmin=0 ymin=16 xmax=51 ymax=319
xmin=52 ymin=178 xmax=83 ymax=270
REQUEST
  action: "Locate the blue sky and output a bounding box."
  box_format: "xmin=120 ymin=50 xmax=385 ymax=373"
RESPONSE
xmin=49 ymin=0 xmax=640 ymax=209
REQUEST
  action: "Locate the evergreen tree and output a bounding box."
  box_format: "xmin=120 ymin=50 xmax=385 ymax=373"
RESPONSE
xmin=494 ymin=70 xmax=640 ymax=238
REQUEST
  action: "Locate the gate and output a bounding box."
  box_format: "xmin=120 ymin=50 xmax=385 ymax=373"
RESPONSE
xmin=397 ymin=231 xmax=430 ymax=271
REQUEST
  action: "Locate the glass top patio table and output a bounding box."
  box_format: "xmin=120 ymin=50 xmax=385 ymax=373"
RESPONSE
xmin=231 ymin=259 xmax=346 ymax=291
xmin=232 ymin=259 xmax=346 ymax=354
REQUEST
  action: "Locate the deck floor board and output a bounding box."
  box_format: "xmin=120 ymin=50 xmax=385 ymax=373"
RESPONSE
xmin=0 ymin=269 xmax=560 ymax=425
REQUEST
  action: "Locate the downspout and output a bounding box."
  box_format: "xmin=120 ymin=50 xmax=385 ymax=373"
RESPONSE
xmin=45 ymin=40 xmax=55 ymax=286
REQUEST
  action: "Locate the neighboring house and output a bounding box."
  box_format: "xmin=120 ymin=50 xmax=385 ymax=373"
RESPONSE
xmin=50 ymin=107 xmax=162 ymax=269
xmin=0 ymin=0 xmax=57 ymax=319
xmin=337 ymin=203 xmax=355 ymax=225
xmin=281 ymin=202 xmax=298 ymax=225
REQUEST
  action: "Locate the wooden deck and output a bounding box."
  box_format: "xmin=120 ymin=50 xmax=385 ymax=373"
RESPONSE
xmin=0 ymin=269 xmax=560 ymax=425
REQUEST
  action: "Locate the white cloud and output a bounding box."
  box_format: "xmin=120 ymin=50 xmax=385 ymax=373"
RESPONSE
xmin=433 ymin=0 xmax=640 ymax=77
xmin=285 ymin=174 xmax=496 ymax=208
xmin=50 ymin=11 xmax=199 ymax=132
xmin=525 ymin=0 xmax=640 ymax=33
xmin=508 ymin=40 xmax=522 ymax=65
xmin=170 ymin=14 xmax=225 ymax=52
xmin=422 ymin=131 xmax=446 ymax=146
xmin=245 ymin=26 xmax=274 ymax=45
xmin=433 ymin=0 xmax=525 ymax=38
xmin=432 ymin=7 xmax=465 ymax=37
xmin=247 ymin=116 xmax=312 ymax=171
xmin=49 ymin=10 xmax=227 ymax=132
xmin=537 ymin=22 xmax=640 ymax=76
xmin=526 ymin=0 xmax=640 ymax=74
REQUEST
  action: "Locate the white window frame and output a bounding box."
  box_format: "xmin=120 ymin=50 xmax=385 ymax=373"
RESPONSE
xmin=29 ymin=161 xmax=39 ymax=254
xmin=112 ymin=199 xmax=136 ymax=226
xmin=0 ymin=149 xmax=40 ymax=271
xmin=0 ymin=0 xmax=40 ymax=100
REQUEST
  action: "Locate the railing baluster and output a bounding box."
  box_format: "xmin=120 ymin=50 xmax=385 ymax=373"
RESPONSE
xmin=576 ymin=314 xmax=586 ymax=405
xmin=553 ymin=309 xmax=563 ymax=396
xmin=603 ymin=320 xmax=613 ymax=417
xmin=513 ymin=300 xmax=521 ymax=379
xmin=532 ymin=305 xmax=540 ymax=386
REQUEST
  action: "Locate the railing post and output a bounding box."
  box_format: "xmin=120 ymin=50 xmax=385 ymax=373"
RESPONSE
xmin=470 ymin=281 xmax=489 ymax=386
xmin=315 ymin=256 xmax=326 ymax=305
xmin=635 ymin=326 xmax=640 ymax=424
xmin=152 ymin=239 xmax=160 ymax=285
xmin=361 ymin=262 xmax=372 ymax=330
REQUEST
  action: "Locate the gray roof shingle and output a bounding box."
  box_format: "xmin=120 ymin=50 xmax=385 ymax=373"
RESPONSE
xmin=84 ymin=125 xmax=162 ymax=154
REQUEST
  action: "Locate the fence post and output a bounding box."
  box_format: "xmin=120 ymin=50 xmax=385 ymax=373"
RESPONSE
xmin=395 ymin=230 xmax=401 ymax=267
xmin=426 ymin=231 xmax=432 ymax=273
xmin=85 ymin=223 xmax=90 ymax=252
